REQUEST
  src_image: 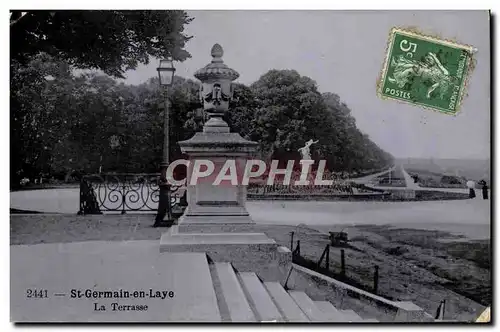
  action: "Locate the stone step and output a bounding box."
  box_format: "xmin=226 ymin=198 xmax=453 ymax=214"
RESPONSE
xmin=160 ymin=228 xmax=278 ymax=260
xmin=340 ymin=309 xmax=363 ymax=322
xmin=263 ymin=282 xmax=309 ymax=322
xmin=238 ymin=272 xmax=283 ymax=322
xmin=214 ymin=263 xmax=256 ymax=322
xmin=160 ymin=230 xmax=276 ymax=246
xmin=362 ymin=318 xmax=380 ymax=322
xmin=289 ymin=291 xmax=327 ymax=322
xmin=208 ymin=263 xmax=231 ymax=322
xmin=314 ymin=301 xmax=347 ymax=322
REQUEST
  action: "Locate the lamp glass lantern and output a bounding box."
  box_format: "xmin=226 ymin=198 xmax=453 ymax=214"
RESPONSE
xmin=157 ymin=58 xmax=176 ymax=86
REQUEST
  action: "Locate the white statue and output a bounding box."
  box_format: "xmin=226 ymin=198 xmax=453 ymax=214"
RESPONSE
xmin=298 ymin=139 xmax=319 ymax=160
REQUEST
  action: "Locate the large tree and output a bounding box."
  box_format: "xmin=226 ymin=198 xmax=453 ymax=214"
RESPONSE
xmin=121 ymin=76 xmax=201 ymax=173
xmin=11 ymin=57 xmax=392 ymax=186
xmin=10 ymin=10 xmax=194 ymax=186
xmin=10 ymin=10 xmax=193 ymax=77
xmin=13 ymin=66 xmax=203 ymax=181
xmin=249 ymin=70 xmax=327 ymax=162
xmin=225 ymin=83 xmax=258 ymax=140
xmin=10 ymin=53 xmax=76 ymax=182
xmin=247 ymin=70 xmax=393 ymax=172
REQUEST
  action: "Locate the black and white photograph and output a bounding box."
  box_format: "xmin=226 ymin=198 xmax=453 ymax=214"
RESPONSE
xmin=9 ymin=8 xmax=492 ymax=324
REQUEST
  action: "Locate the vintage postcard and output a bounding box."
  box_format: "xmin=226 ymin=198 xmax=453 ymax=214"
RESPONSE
xmin=10 ymin=10 xmax=491 ymax=324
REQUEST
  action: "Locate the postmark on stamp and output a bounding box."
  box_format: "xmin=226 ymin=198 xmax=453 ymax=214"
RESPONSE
xmin=378 ymin=28 xmax=475 ymax=115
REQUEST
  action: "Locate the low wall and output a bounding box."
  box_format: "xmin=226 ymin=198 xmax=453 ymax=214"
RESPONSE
xmin=247 ymin=193 xmax=391 ymax=201
xmin=383 ymin=189 xmax=470 ymax=201
xmin=287 ymin=264 xmax=434 ymax=322
xmin=414 ymin=190 xmax=470 ymax=201
xmin=248 ymin=189 xmax=469 ymax=202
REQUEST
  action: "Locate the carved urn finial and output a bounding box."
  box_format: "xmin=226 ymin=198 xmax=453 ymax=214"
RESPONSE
xmin=211 ymin=43 xmax=224 ymax=62
xmin=194 ymin=43 xmax=239 ymax=81
xmin=194 ymin=44 xmax=240 ymax=133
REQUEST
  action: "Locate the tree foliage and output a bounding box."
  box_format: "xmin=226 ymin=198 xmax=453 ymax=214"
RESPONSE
xmin=10 ymin=10 xmax=193 ymax=78
xmin=10 ymin=10 xmax=194 ymax=186
xmin=11 ymin=57 xmax=393 ymax=186
xmin=234 ymin=70 xmax=394 ymax=172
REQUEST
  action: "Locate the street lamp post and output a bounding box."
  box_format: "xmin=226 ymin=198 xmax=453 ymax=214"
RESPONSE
xmin=154 ymin=58 xmax=176 ymax=227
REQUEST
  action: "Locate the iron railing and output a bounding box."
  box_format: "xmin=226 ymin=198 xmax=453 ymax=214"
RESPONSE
xmin=78 ymin=173 xmax=184 ymax=215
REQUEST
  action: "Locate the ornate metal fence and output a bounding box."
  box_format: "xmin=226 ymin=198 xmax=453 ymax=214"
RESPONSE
xmin=78 ymin=173 xmax=184 ymax=215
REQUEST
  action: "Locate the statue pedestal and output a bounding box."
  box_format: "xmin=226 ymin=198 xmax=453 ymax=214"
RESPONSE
xmin=177 ymin=121 xmax=257 ymax=225
xmin=159 ymin=44 xmax=290 ymax=282
xmin=159 ymin=119 xmax=290 ymax=280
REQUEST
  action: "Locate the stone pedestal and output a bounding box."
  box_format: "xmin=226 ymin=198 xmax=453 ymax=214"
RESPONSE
xmin=177 ymin=122 xmax=257 ymax=225
xmin=160 ymin=118 xmax=278 ymax=267
xmin=160 ymin=225 xmax=292 ymax=282
xmin=160 ymin=44 xmax=284 ymax=282
xmin=175 ymin=43 xmax=259 ymax=227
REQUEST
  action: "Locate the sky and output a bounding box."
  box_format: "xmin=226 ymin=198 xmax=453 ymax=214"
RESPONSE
xmin=122 ymin=10 xmax=491 ymax=160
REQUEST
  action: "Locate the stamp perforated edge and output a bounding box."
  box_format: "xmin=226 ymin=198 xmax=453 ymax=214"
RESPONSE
xmin=376 ymin=27 xmax=477 ymax=116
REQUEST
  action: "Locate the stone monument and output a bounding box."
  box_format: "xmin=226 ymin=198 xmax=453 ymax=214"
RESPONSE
xmin=159 ymin=45 xmax=289 ymax=282
xmin=175 ymin=43 xmax=258 ymax=227
xmin=160 ymin=44 xmax=291 ymax=280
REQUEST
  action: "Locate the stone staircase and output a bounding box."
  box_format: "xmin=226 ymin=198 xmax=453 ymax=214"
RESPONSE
xmin=209 ymin=261 xmax=378 ymax=322
xmin=160 ymin=227 xmax=433 ymax=323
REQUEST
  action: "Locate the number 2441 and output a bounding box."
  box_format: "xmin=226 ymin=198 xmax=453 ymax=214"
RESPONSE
xmin=26 ymin=289 xmax=48 ymax=298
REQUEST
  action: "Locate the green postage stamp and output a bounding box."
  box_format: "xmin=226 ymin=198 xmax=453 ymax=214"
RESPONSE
xmin=378 ymin=28 xmax=475 ymax=114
